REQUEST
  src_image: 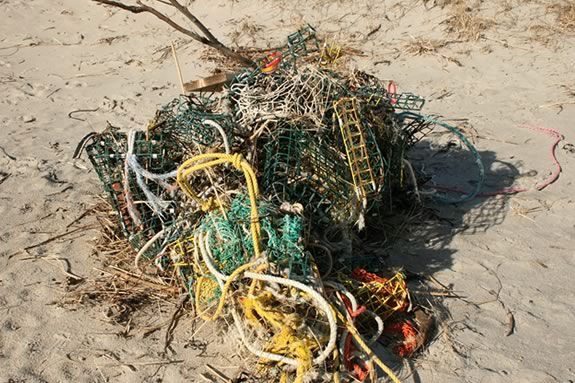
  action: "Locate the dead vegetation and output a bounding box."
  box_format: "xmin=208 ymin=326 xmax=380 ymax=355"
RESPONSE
xmin=63 ymin=199 xmax=181 ymax=330
xmin=550 ymin=1 xmax=575 ymax=32
xmin=404 ymin=37 xmax=463 ymax=66
xmin=527 ymin=1 xmax=575 ymax=47
xmin=405 ymin=37 xmax=452 ymax=55
xmin=443 ymin=3 xmax=492 ymax=41
xmin=228 ymin=17 xmax=264 ymax=48
xmin=539 ymin=83 xmax=575 ymax=112
xmin=423 ymin=0 xmax=574 ymax=48
xmin=92 ymin=0 xmax=254 ymax=66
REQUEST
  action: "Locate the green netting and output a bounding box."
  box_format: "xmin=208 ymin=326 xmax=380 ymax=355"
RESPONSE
xmin=195 ymin=194 xmax=312 ymax=279
xmin=393 ymin=92 xmax=426 ymax=111
xmin=228 ymin=24 xmax=320 ymax=92
xmin=152 ymin=95 xmax=236 ymax=149
xmin=76 ymin=24 xmax=480 ymax=381
xmin=85 ymin=127 xmax=181 ymax=257
xmin=262 ymin=123 xmax=307 ymax=202
xmin=281 ymin=215 xmax=310 ymax=278
xmin=83 ymin=24 xmax=444 ymax=273
xmin=283 ymin=24 xmax=320 ymax=69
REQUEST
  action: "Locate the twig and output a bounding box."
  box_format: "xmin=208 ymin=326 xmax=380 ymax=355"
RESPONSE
xmin=45 ymin=87 xmax=61 ymax=99
xmin=164 ymin=294 xmax=190 ymax=353
xmin=200 ymin=373 xmax=216 ymax=382
xmin=46 ymin=185 xmax=74 ymax=196
xmin=101 ymin=355 xmax=184 ymax=369
xmin=426 ymin=274 xmax=480 ymax=308
xmin=206 ymin=364 xmax=233 ymax=383
xmin=122 ymin=359 xmax=184 ymax=366
xmin=0 ymin=172 xmax=11 ymax=185
xmin=103 ymin=266 xmax=178 ymax=293
xmin=92 ymin=0 xmax=253 ymax=66
xmin=506 ymin=309 xmax=515 ymax=336
xmin=66 ymin=208 xmax=95 ymax=228
xmin=141 ymin=318 xmax=173 ymax=338
xmin=366 ymin=24 xmax=382 ymax=38
xmin=477 ymin=265 xmax=503 ymax=306
xmin=539 ymin=100 xmax=575 ymax=114
xmin=102 ymin=352 xmax=137 ymax=372
xmin=171 ymin=42 xmax=186 ymax=94
xmin=68 ymin=108 xmax=100 ymax=121
xmin=21 ymin=256 xmax=84 ymax=281
xmin=0 ymin=145 xmax=17 ymax=160
xmin=411 ymin=290 xmax=463 ymax=297
xmin=168 ymin=0 xmax=218 ymax=41
xmin=24 ymin=224 xmax=96 ymax=251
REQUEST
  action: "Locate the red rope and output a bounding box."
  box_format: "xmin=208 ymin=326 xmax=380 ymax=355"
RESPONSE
xmin=339 ymin=292 xmax=370 ymax=381
xmin=429 ymin=124 xmax=564 ymax=197
xmin=351 ymin=268 xmax=387 ymax=283
xmin=384 ymin=321 xmax=418 ymax=357
xmin=388 ymin=81 xmax=398 ymax=105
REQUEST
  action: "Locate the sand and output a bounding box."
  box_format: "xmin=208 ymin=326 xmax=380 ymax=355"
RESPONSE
xmin=1 ymin=0 xmax=574 ymax=382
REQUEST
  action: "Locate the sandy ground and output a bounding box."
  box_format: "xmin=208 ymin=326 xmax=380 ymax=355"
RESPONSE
xmin=1 ymin=0 xmax=574 ymax=382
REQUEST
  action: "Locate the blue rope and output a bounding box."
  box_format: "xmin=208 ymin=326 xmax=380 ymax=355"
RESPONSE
xmin=397 ymin=112 xmax=485 ymax=203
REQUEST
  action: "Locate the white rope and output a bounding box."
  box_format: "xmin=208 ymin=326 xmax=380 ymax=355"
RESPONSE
xmin=222 ymin=273 xmax=301 ymax=366
xmin=242 ymin=271 xmax=337 ymax=366
xmin=402 ymin=158 xmax=421 ymax=203
xmin=203 ymin=119 xmax=231 ymax=154
xmin=134 ymin=228 xmax=165 ymax=271
xmin=197 ymin=232 xmax=300 ymax=366
xmin=230 ymin=65 xmax=334 ymax=128
xmin=198 ymin=230 xmax=337 ymax=367
xmin=124 ymin=130 xmax=142 ymax=227
xmin=363 ymin=309 xmax=384 ymax=345
xmin=125 ymin=129 xmax=178 ymax=217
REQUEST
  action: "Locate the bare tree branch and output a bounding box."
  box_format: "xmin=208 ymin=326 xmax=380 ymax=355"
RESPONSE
xmin=92 ymin=0 xmax=254 ymax=66
xmin=93 ymin=0 xmax=145 ymax=12
xmin=168 ymin=0 xmax=218 ymax=42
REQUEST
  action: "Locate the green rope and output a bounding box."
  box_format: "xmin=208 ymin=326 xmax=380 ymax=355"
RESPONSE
xmin=397 ymin=112 xmax=485 ymax=203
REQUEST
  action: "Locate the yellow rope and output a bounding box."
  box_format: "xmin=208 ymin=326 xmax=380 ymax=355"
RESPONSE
xmin=194 ymin=275 xmax=220 ymax=315
xmin=320 ymin=40 xmax=342 ymax=67
xmin=242 ymin=292 xmax=315 ymax=383
xmin=196 ymin=261 xmax=257 ymax=321
xmin=332 ymin=348 xmax=341 ymax=383
xmin=178 ymin=153 xmax=333 ymax=383
xmin=177 ymin=152 xmax=262 ymax=257
xmin=332 ymin=307 xmax=401 ymax=383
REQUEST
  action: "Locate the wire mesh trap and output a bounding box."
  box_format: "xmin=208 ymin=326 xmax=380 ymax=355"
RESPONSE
xmin=75 ymin=24 xmax=491 ymax=383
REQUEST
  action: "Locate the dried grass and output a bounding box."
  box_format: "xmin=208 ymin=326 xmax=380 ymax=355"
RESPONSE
xmin=404 ymin=36 xmax=463 ymax=66
xmin=523 ymin=0 xmax=575 ymax=47
xmin=539 ymin=83 xmax=575 ymax=110
xmin=444 ymin=3 xmax=492 ymax=41
xmin=550 ymin=1 xmax=575 ymax=31
xmin=405 ymin=37 xmax=451 ymax=55
xmin=228 ymin=17 xmax=264 ymax=48
xmin=528 ymin=24 xmax=556 ymax=46
xmin=63 ymin=198 xmax=180 ymax=328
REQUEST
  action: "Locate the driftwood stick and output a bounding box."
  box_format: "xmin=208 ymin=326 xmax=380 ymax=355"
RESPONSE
xmin=171 ymin=42 xmax=186 ymax=94
xmin=168 ymin=0 xmax=218 ymax=41
xmin=103 ymin=266 xmax=179 ymax=293
xmin=24 ymin=224 xmax=96 ymax=251
xmin=92 ymin=0 xmax=253 ymax=66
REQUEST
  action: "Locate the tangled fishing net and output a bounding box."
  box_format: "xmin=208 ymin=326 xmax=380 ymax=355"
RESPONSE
xmin=77 ymin=25 xmax=486 ymax=383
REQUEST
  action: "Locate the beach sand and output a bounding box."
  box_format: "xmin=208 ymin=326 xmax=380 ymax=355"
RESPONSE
xmin=1 ymin=0 xmax=574 ymax=381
